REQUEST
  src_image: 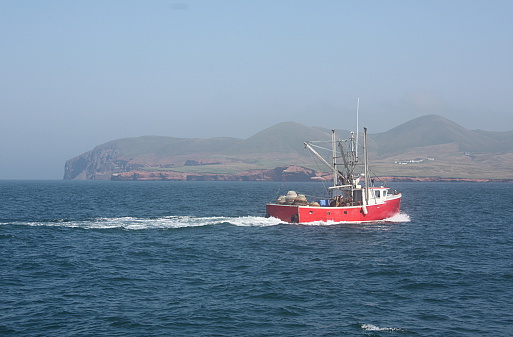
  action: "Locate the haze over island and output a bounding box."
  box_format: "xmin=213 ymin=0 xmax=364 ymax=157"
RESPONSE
xmin=64 ymin=115 xmax=513 ymax=181
xmin=2 ymin=1 xmax=512 ymax=179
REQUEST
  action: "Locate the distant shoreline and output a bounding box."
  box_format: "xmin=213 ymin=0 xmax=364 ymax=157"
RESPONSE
xmin=105 ymin=169 xmax=513 ymax=183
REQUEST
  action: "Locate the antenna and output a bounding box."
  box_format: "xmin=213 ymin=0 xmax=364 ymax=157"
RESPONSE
xmin=356 ymin=97 xmax=360 ymax=159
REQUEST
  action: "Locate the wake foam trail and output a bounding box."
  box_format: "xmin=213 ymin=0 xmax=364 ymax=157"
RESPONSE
xmin=360 ymin=323 xmax=408 ymax=332
xmin=17 ymin=215 xmax=282 ymax=230
xmin=384 ymin=211 xmax=411 ymax=223
xmin=228 ymin=216 xmax=282 ymax=227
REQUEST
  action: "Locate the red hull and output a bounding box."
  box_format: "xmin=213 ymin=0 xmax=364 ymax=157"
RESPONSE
xmin=266 ymin=195 xmax=401 ymax=223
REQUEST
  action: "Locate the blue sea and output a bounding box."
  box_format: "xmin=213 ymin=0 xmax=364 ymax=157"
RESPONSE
xmin=1 ymin=180 xmax=512 ymax=336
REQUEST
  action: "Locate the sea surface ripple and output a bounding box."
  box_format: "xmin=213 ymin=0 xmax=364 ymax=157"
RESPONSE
xmin=1 ymin=181 xmax=512 ymax=336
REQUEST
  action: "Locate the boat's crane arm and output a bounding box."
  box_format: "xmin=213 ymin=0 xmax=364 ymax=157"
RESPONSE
xmin=304 ymin=141 xmax=345 ymax=182
xmin=304 ymin=142 xmax=331 ymax=169
xmin=328 ymin=185 xmax=352 ymax=189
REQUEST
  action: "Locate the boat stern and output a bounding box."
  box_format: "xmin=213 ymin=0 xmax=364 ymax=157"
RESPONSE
xmin=266 ymin=204 xmax=300 ymax=223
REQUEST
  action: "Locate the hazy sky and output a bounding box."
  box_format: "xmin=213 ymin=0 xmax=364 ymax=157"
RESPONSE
xmin=2 ymin=0 xmax=512 ymax=179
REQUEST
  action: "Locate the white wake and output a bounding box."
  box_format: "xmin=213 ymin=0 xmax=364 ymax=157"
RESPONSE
xmin=361 ymin=323 xmax=407 ymax=332
xmin=384 ymin=211 xmax=411 ymax=223
xmin=6 ymin=212 xmax=409 ymax=230
xmin=16 ymin=215 xmax=282 ymax=230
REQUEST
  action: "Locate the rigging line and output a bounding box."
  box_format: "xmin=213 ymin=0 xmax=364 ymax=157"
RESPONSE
xmin=273 ymin=182 xmax=285 ymax=202
xmin=307 ymin=147 xmax=330 ymax=194
xmin=307 ymin=142 xmax=332 ymax=151
xmin=304 ymin=193 xmax=330 ymax=200
xmin=367 ymin=167 xmax=387 ymax=186
xmin=272 ymin=148 xmax=307 ymax=201
xmin=307 ymin=146 xmax=324 ymax=174
xmin=271 ymin=151 xmax=304 ymax=202
xmin=290 ymin=148 xmax=303 ymax=168
xmin=309 ymin=138 xmax=350 ymax=153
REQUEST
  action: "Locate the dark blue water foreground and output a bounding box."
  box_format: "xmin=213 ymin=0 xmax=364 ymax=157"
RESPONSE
xmin=1 ymin=181 xmax=512 ymax=336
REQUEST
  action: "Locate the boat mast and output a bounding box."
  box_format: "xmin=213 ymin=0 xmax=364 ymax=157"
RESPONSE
xmin=332 ymin=130 xmax=337 ymax=187
xmin=355 ymin=97 xmax=360 ymax=161
xmin=363 ymin=127 xmax=369 ymax=205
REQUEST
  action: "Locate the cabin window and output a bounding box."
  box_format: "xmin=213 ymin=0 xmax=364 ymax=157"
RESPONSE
xmin=375 ymin=190 xmax=380 ymax=198
xmin=353 ymin=190 xmax=362 ymax=202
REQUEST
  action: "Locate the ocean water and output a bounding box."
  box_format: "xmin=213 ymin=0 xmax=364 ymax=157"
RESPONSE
xmin=1 ymin=180 xmax=512 ymax=336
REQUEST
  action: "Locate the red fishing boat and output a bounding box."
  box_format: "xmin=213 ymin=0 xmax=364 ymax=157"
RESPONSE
xmin=266 ymin=126 xmax=401 ymax=223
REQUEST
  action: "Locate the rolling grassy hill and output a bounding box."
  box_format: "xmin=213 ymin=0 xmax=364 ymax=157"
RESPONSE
xmin=64 ymin=115 xmax=513 ymax=180
xmin=372 ymin=115 xmax=497 ymax=155
xmin=223 ymin=122 xmax=332 ymax=155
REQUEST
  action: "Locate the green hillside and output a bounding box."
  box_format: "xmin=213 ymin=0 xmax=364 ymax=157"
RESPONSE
xmin=64 ymin=115 xmax=513 ymax=180
xmin=105 ymin=136 xmax=242 ymax=158
xmin=224 ymin=122 xmax=331 ymax=156
xmin=372 ymin=115 xmax=497 ymax=155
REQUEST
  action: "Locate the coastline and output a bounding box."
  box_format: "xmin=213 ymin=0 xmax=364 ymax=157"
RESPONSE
xmin=106 ymin=167 xmax=513 ymax=183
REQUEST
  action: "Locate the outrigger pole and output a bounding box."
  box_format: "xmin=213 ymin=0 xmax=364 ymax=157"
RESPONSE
xmin=363 ymin=127 xmax=369 ymax=214
xmin=332 ymin=130 xmax=337 ymax=187
xmin=356 ymin=97 xmax=360 ymax=160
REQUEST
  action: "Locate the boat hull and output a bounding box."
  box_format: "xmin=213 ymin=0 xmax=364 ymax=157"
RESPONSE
xmin=266 ymin=195 xmax=401 ymax=223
